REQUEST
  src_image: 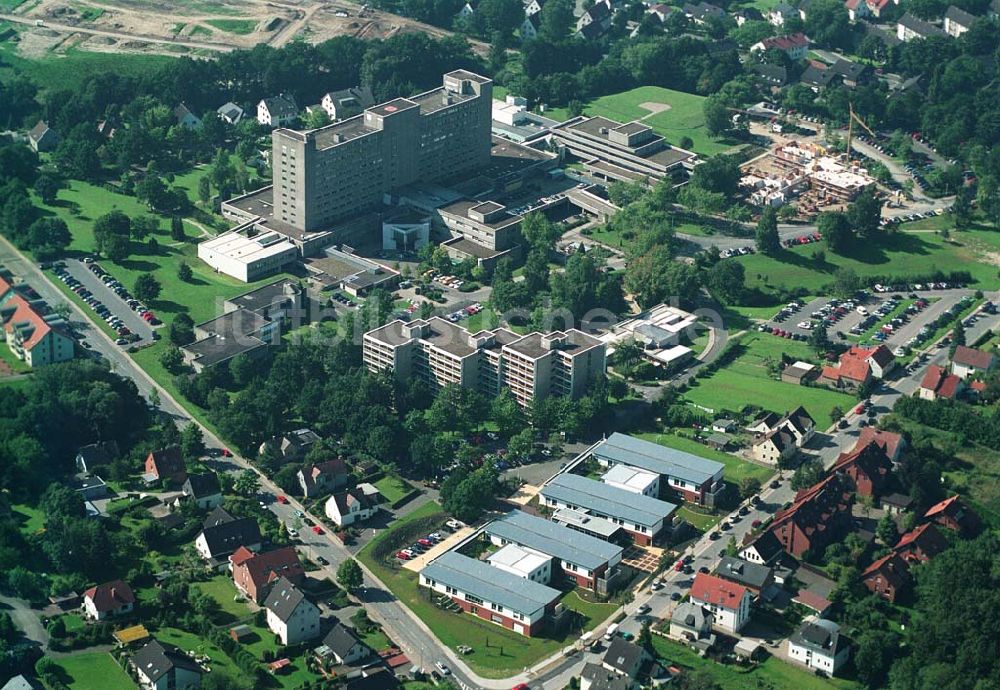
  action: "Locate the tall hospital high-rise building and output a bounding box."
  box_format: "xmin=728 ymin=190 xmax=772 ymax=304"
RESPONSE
xmin=272 ymin=70 xmax=493 ymax=232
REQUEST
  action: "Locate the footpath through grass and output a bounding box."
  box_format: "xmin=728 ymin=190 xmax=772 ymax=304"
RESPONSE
xmin=358 ymin=502 xmax=616 ymax=677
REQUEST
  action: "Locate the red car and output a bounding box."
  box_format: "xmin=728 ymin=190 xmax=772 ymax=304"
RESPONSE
xmin=277 ymin=495 xmax=289 ymax=504
xmin=418 ymin=538 xmax=433 ymax=547
xmin=396 ymin=551 xmax=411 ymax=560
xmin=221 ymin=448 xmax=232 ymax=457
xmin=513 ymin=685 xmax=531 ymax=690
xmin=674 ymin=559 xmax=684 ymax=572
xmin=855 ymin=403 xmax=866 ymax=414
xmin=312 ymin=525 xmax=324 ymax=535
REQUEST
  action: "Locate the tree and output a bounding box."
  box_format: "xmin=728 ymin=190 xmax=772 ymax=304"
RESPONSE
xmin=725 ymin=536 xmax=738 ymax=557
xmin=159 ymin=346 xmax=185 ymax=373
xmin=876 ymin=514 xmax=898 ymax=546
xmin=539 ymin=0 xmax=575 ymax=41
xmin=33 ymin=174 xmax=59 ymax=204
xmin=809 ymin=322 xmax=831 ymax=352
xmin=704 ymin=260 xmax=745 ymax=304
xmin=952 ymin=185 xmax=974 ymax=229
xmin=704 ymin=97 xmax=731 ymax=137
xmin=638 ymin=620 xmax=653 ymax=652
xmin=490 ymin=389 xmax=525 ymax=439
xmin=133 ymin=273 xmax=162 ymax=302
xmin=169 ymin=313 xmax=195 ymax=346
xmin=690 ymin=155 xmax=740 ymax=197
xmin=130 ymin=215 xmax=159 ymax=241
xmin=819 ymin=211 xmax=853 ymax=254
xmin=804 ymin=0 xmax=851 ymax=49
xmin=40 ymin=483 xmax=86 ymax=521
xmin=738 ymin=477 xmax=761 ymax=500
xmin=180 ymin=423 xmax=205 ymax=462
xmin=755 ymin=206 xmax=781 ymax=255
xmin=508 ymin=427 xmax=535 ymax=460
xmin=977 ymin=175 xmax=1000 ymax=227
xmin=791 ymin=458 xmax=824 ymax=490
xmin=170 ymin=216 xmax=186 ymax=241
xmin=303 ymin=108 xmax=330 ymax=129
xmin=440 ymin=465 xmax=500 ymax=523
xmin=832 ymin=267 xmax=861 ymax=299
xmin=93 ymin=210 xmax=132 ymax=262
xmin=521 ymin=212 xmax=562 ymax=250
xmin=25 ymin=217 xmax=71 ymax=258
xmin=233 ymin=469 xmax=260 ymax=496
xmin=829 ymin=405 xmax=844 ymax=424
xmin=847 ymin=187 xmax=883 ymax=238
xmin=177 ymin=262 xmax=193 ymax=282
xmin=337 ymin=559 xmax=363 ymax=593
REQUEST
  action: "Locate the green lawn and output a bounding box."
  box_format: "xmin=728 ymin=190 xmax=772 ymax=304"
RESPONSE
xmin=676 ymin=505 xmax=722 ymax=531
xmin=11 ymin=503 xmax=45 ymax=535
xmin=360 ymin=627 xmax=392 ymax=651
xmin=545 ymin=86 xmax=742 ymax=156
xmin=0 ymin=42 xmax=173 ymax=93
xmin=652 ymin=635 xmax=858 ymax=690
xmin=0 ymin=341 xmax=30 ymax=373
xmin=637 ymin=432 xmax=774 ymax=485
xmin=0 ymin=1 xmax=26 ymax=11
xmin=738 ymin=229 xmax=1000 ymax=297
xmin=357 ymin=502 xmax=613 ymax=678
xmin=374 ymin=475 xmax=414 ymax=505
xmin=194 ymin=575 xmax=252 ymax=621
xmin=205 ymin=18 xmax=258 ymax=34
xmin=43 ymin=652 xmax=134 ymax=690
xmin=681 ymin=333 xmax=855 ymax=425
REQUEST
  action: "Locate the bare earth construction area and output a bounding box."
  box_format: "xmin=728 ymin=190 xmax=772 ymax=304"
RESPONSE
xmin=0 ymin=0 xmax=479 ymax=60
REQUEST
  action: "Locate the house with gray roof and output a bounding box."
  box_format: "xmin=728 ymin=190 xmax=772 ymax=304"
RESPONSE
xmin=1 ymin=676 xmax=44 ymax=690
xmin=788 ymin=618 xmax=851 ymax=675
xmin=483 ymin=510 xmax=624 ymax=590
xmin=602 ymin=637 xmax=650 ymax=680
xmin=264 ymin=577 xmax=321 ymax=645
xmin=944 ymin=5 xmax=977 ymax=36
xmin=586 ymin=432 xmax=726 ymax=506
xmin=27 ymin=121 xmax=60 ymax=152
xmin=194 ymin=510 xmax=261 ymax=566
xmin=420 ymin=551 xmax=562 ymax=636
xmin=714 ymin=556 xmax=774 ymax=596
xmin=131 ymin=639 xmax=203 ymax=690
xmin=217 ymin=102 xmax=245 ymax=125
xmin=257 ymin=94 xmax=298 ymax=128
xmin=897 ymin=12 xmax=947 ymax=41
xmin=669 ymin=602 xmax=716 ymax=651
xmin=539 ymin=473 xmax=677 ymax=545
xmin=581 ymin=663 xmax=632 ymax=690
xmin=314 ymin=621 xmax=372 ymax=667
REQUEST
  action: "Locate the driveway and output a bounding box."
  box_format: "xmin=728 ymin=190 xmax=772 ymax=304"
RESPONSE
xmin=0 ymin=594 xmax=47 ymax=648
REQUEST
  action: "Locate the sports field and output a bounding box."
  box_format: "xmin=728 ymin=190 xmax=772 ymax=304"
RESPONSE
xmin=546 ymin=86 xmax=742 ymax=156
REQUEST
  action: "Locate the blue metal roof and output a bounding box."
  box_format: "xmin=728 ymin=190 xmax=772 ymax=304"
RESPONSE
xmin=593 ymin=433 xmax=725 ymax=486
xmin=540 ymin=473 xmax=677 ymax=528
xmin=420 ymin=552 xmax=560 ymax=615
xmin=484 ymin=511 xmax=623 ymax=571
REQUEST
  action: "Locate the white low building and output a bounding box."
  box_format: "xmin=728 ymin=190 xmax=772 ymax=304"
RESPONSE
xmin=601 ymin=463 xmax=660 ymax=497
xmin=198 ymin=227 xmax=297 ymax=283
xmin=487 ymin=543 xmax=553 ymax=584
xmin=788 ymin=618 xmax=851 ymax=676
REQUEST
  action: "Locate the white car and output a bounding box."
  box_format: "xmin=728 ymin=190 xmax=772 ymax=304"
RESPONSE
xmin=637 ymin=604 xmax=651 ymax=614
xmin=797 ymin=321 xmax=812 ymax=330
xmin=435 ymin=662 xmax=451 ymax=676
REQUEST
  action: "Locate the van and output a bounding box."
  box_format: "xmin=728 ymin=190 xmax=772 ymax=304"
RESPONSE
xmin=604 ymin=623 xmax=619 ymax=641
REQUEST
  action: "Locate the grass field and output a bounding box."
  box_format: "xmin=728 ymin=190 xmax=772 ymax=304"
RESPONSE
xmin=11 ymin=503 xmax=45 ymax=535
xmin=0 ymin=342 xmax=31 ymax=374
xmin=0 ymin=41 xmax=173 ymax=92
xmin=0 ymin=0 xmax=26 ymax=10
xmin=357 ymin=502 xmax=615 ymax=677
xmin=44 ymin=652 xmax=134 ymax=690
xmin=652 ymin=635 xmax=858 ymax=690
xmin=682 ymin=333 xmax=855 ymax=424
xmin=194 ymin=575 xmax=252 ymax=621
xmin=676 ymin=504 xmax=722 ymax=531
xmin=205 ymin=18 xmax=258 ymax=34
xmin=545 ymin=86 xmax=742 ymax=156
xmin=738 ymin=229 xmax=1000 ymax=296
xmin=373 ymin=475 xmax=414 ymax=505
xmin=637 ymin=432 xmax=774 ymax=485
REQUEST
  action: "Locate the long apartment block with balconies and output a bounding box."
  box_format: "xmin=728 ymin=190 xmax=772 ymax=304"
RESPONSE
xmin=362 ymin=317 xmax=606 ymax=408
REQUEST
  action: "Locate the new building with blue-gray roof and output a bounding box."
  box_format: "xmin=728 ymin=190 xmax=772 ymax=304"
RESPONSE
xmin=419 ymin=551 xmax=562 ymax=636
xmin=588 ymin=433 xmax=726 ymax=506
xmin=539 ymin=473 xmax=677 ymax=545
xmin=483 ymin=510 xmax=624 ymax=590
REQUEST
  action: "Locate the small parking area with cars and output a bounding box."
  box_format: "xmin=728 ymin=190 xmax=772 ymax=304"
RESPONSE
xmin=56 ymin=259 xmax=157 ymax=347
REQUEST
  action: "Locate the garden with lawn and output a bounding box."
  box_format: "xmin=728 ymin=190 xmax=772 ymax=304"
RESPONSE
xmin=42 ymin=652 xmax=134 ymax=690
xmin=357 ymin=502 xmax=617 ymax=678
xmin=681 ymin=333 xmax=855 ymax=425
xmin=545 ymin=86 xmax=743 ymax=156
xmin=737 ymin=228 xmax=1000 ymax=297
xmin=194 ymin=575 xmax=253 ymax=622
xmin=373 ymin=474 xmax=417 ymax=506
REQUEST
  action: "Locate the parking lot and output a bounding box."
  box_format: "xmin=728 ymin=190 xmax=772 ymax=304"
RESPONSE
xmin=58 ymin=259 xmax=157 ymax=347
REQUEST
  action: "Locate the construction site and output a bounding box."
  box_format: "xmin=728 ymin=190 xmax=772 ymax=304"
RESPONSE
xmin=0 ymin=0 xmax=484 ymax=61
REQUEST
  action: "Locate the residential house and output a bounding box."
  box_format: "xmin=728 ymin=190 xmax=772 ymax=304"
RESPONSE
xmin=581 ymin=664 xmax=633 ymax=690
xmin=420 ymin=551 xmax=563 ymax=636
xmin=216 ymin=102 xmax=244 ymax=125
xmin=845 ymin=0 xmax=870 ymax=21
xmin=325 ymin=488 xmax=380 ymax=527
xmin=751 ymin=33 xmax=810 ymax=60
xmin=524 ymin=0 xmax=544 ymax=16
xmin=944 ymin=5 xmax=977 ymax=37
xmin=738 ymin=530 xmax=785 ymax=566
xmin=144 ymin=447 xmax=186 ymax=484
xmin=892 ymin=523 xmax=947 ymax=564
xmin=861 ymin=552 xmax=910 ymax=602
xmin=314 ymin=621 xmax=372 ymax=667
xmin=865 ymin=0 xmax=894 ymax=18
xmin=68 ymin=473 xmax=109 ymax=501
xmin=456 ymin=2 xmax=474 ymax=20
xmin=0 ymin=285 xmax=74 ymax=367
xmin=751 ymin=427 xmax=797 ymax=464
xmin=321 ymin=86 xmax=376 ymax=121
xmin=788 ymin=618 xmax=851 ymax=675
xmin=781 ymin=360 xmax=816 ymax=384
xmin=194 ymin=508 xmax=262 ymax=563
xmin=767 ymin=2 xmax=797 ymax=24
xmin=711 ymin=419 xmax=736 ymax=433
xmin=852 ymin=427 xmax=905 ymax=463
xmin=733 ymin=7 xmax=763 ymax=25
xmin=668 ymin=602 xmax=716 ymax=650
xmin=919 ymin=364 xmax=965 ymax=400
xmin=231 ymin=545 xmax=305 ymax=603
xmin=924 ymin=495 xmax=981 ymax=535
xmin=648 ymin=3 xmax=675 ymax=23
xmin=684 ymin=1 xmax=725 ymax=24
xmin=746 ymin=411 xmax=782 ymax=434
xmin=521 ymin=13 xmax=541 ymax=40
xmin=602 ymin=637 xmax=650 ymax=681
xmin=75 ymin=442 xmax=117 ymax=474
xmin=132 ymin=639 xmax=203 ymax=690
xmin=781 ymin=405 xmax=816 ymax=446
xmin=951 ymin=345 xmax=994 ymax=379
xmin=1 ymin=676 xmax=44 ymax=690
xmin=297 ymin=458 xmax=349 ymax=498
xmin=264 ymin=577 xmax=321 ymax=645
xmin=257 ymin=95 xmax=298 ymax=128
xmin=832 ymin=441 xmax=893 ymax=497
xmin=689 ymin=572 xmax=753 ymax=633
xmin=880 ymin=492 xmax=913 ymax=515
xmin=897 ymin=13 xmax=947 ymax=41
xmin=173 ymin=104 xmax=202 ymax=130
xmin=263 ymin=428 xmax=321 ymax=462
xmin=27 ymin=120 xmax=60 ymax=152
xmin=181 ymin=473 xmax=223 ymax=510
xmin=798 ymin=0 xmax=813 ymax=20
xmin=768 ymin=475 xmax=854 ymax=558
xmin=83 ymin=580 xmax=135 ymax=620
xmin=714 ymin=556 xmax=774 ymax=597
xmin=577 ymin=1 xmax=613 ymax=33
xmin=818 ymin=344 xmax=895 ymax=389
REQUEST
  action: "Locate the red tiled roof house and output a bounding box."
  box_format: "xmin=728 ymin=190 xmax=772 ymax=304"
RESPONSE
xmin=861 ymin=553 xmax=910 ymax=602
xmin=231 ymin=546 xmax=305 ymax=603
xmin=833 ymin=441 xmax=893 ymax=497
xmin=893 ymin=523 xmax=947 ymax=564
xmin=768 ymin=475 xmax=854 ymax=558
xmin=689 ymin=572 xmax=753 ymax=633
xmin=818 ymin=345 xmax=895 ymax=390
xmin=83 ymin=579 xmax=135 ymax=620
xmin=919 ymin=365 xmax=964 ymax=401
xmin=145 ymin=446 xmax=187 ymax=483
xmin=951 ymin=345 xmax=995 ymax=380
xmin=924 ymin=495 xmax=981 ymax=535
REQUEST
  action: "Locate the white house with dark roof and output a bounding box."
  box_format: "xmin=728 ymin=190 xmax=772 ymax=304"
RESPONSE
xmin=324 ymin=488 xmax=379 ymax=527
xmin=173 ymin=104 xmax=202 ymax=130
xmin=944 ymin=5 xmax=977 ymax=36
xmin=257 ymin=95 xmax=298 ymax=127
xmin=897 ymin=12 xmax=947 ymax=41
xmin=669 ymin=602 xmax=716 ymax=649
xmin=420 ymin=551 xmax=562 ymax=636
xmin=132 ymin=639 xmax=203 ymax=690
xmin=788 ymin=618 xmax=851 ymax=675
xmin=264 ymin=577 xmax=321 ymax=645
xmin=216 ymin=102 xmax=245 ymax=125
xmin=181 ymin=472 xmax=222 ymax=510
xmin=27 ymin=121 xmax=60 ymax=152
xmin=194 ymin=508 xmax=262 ymax=564
xmin=314 ymin=621 xmax=372 ymax=667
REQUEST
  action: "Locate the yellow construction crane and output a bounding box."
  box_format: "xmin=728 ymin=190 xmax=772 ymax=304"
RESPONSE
xmin=846 ymin=103 xmax=878 ymax=162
